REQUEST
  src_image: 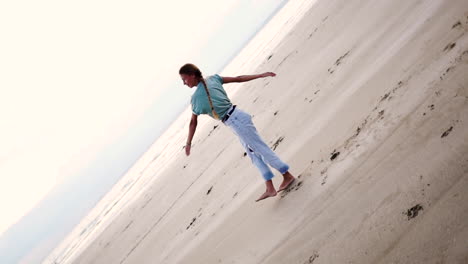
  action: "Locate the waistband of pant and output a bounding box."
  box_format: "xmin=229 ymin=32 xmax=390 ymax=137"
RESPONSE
xmin=222 ymin=105 xmax=236 ymax=123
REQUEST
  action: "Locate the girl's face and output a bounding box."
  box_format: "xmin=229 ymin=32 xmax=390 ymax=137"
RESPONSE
xmin=180 ymin=74 xmax=198 ymax=88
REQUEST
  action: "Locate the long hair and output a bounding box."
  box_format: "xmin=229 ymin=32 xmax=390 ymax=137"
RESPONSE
xmin=179 ymin=63 xmax=219 ymax=119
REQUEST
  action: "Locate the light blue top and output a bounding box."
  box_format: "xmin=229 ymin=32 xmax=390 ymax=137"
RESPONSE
xmin=191 ymin=74 xmax=233 ymax=119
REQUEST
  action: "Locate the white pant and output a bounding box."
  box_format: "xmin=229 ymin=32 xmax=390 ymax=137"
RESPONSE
xmin=223 ymin=107 xmax=289 ymax=181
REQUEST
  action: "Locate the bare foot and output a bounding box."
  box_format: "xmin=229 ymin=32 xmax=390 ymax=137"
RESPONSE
xmin=278 ymin=175 xmax=295 ymax=192
xmin=255 ymin=190 xmax=277 ymax=202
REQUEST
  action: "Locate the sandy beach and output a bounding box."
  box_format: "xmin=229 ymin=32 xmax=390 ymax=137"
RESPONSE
xmin=46 ymin=0 xmax=468 ymax=263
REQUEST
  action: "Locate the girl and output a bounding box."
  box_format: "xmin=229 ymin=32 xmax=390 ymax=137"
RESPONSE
xmin=179 ymin=63 xmax=295 ymax=202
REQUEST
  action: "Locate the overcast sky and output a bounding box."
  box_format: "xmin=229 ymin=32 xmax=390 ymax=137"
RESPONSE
xmin=0 ymin=0 xmax=287 ymax=263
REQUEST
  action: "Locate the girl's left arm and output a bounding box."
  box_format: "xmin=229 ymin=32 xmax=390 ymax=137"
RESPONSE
xmin=221 ymin=72 xmax=276 ymax=84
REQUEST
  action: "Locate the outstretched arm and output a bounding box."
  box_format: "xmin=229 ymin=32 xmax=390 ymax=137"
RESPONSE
xmin=185 ymin=113 xmax=198 ymax=156
xmin=221 ymin=72 xmax=276 ymax=84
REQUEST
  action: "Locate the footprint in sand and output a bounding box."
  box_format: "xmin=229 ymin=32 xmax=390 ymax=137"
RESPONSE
xmin=280 ymin=160 xmax=315 ymax=198
xmin=280 ymin=179 xmax=304 ymax=199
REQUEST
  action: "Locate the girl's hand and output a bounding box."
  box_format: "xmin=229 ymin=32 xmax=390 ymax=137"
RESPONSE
xmin=261 ymin=72 xmax=276 ymax=78
xmin=185 ymin=144 xmax=191 ymax=156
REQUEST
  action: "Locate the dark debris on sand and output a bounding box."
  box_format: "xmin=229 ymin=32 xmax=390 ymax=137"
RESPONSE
xmin=330 ymin=150 xmax=340 ymax=161
xmin=271 ymin=136 xmax=285 ymax=151
xmin=441 ymin=126 xmax=453 ymax=138
xmin=404 ymin=204 xmax=424 ymax=220
xmin=206 ymin=186 xmax=213 ymax=195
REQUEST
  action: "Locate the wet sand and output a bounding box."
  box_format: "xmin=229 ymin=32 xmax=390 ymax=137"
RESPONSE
xmin=64 ymin=0 xmax=468 ymax=263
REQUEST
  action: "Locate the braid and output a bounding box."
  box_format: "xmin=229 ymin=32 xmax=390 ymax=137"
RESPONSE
xmin=179 ymin=63 xmax=219 ymax=120
xmin=200 ymin=77 xmax=219 ymax=120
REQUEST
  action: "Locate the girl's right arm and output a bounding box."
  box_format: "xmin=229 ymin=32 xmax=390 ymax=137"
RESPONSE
xmin=185 ymin=113 xmax=198 ymax=156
